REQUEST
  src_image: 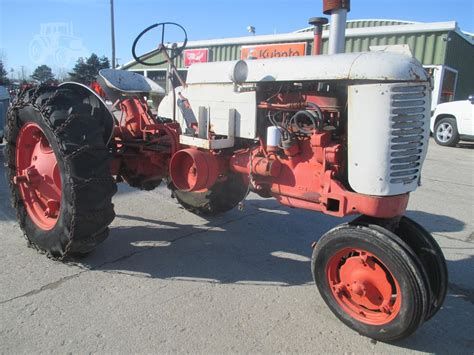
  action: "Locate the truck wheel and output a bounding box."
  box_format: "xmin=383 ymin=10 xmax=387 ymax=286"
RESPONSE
xmin=434 ymin=117 xmax=459 ymax=147
xmin=395 ymin=217 xmax=448 ymax=320
xmin=4 ymin=85 xmax=117 ymax=258
xmin=312 ymin=223 xmax=430 ymax=341
xmin=169 ymin=173 xmax=248 ymax=216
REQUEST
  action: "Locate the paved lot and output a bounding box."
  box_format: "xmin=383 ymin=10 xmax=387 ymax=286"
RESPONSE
xmin=1 ymin=138 xmax=473 ymax=354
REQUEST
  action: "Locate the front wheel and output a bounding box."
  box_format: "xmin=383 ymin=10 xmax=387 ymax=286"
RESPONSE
xmin=434 ymin=117 xmax=459 ymax=147
xmin=4 ymin=85 xmax=117 ymax=258
xmin=353 ymin=216 xmax=448 ymax=321
xmin=312 ymin=223 xmax=430 ymax=341
xmin=395 ymin=217 xmax=448 ymax=320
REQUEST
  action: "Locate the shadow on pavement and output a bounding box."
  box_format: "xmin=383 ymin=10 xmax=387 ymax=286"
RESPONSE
xmin=405 ymin=210 xmax=465 ymax=234
xmin=393 ymin=255 xmax=474 ymax=354
xmin=74 ymin=206 xmax=473 ymax=353
xmin=81 ymin=208 xmax=468 ymax=284
xmin=1 ymin=145 xmax=473 ymax=352
xmin=82 ymin=205 xmax=335 ymax=286
xmin=457 ymin=142 xmax=474 ymax=149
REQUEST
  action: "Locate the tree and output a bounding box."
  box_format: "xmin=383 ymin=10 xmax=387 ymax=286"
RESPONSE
xmin=55 ymin=68 xmax=70 ymax=83
xmin=31 ymin=65 xmax=55 ymax=83
xmin=69 ymin=53 xmax=110 ymax=85
xmin=0 ymin=60 xmax=10 ymax=85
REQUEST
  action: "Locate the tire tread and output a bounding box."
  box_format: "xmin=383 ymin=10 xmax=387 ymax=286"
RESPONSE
xmin=4 ymin=85 xmax=116 ymax=258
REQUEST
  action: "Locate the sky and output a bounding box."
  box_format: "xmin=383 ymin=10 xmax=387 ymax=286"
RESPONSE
xmin=0 ymin=0 xmax=473 ymax=79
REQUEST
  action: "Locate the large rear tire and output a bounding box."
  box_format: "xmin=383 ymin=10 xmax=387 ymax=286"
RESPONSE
xmin=4 ymin=85 xmax=117 ymax=258
xmin=312 ymin=222 xmax=430 ymax=341
xmin=169 ymin=173 xmax=248 ymax=216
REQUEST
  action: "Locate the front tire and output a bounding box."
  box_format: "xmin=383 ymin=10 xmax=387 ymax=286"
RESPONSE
xmin=4 ymin=85 xmax=117 ymax=258
xmin=395 ymin=217 xmax=448 ymax=320
xmin=434 ymin=117 xmax=459 ymax=147
xmin=352 ymin=215 xmax=448 ymax=321
xmin=312 ymin=223 xmax=430 ymax=341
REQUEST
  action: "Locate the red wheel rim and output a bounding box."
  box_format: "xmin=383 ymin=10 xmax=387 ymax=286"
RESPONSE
xmin=15 ymin=123 xmax=61 ymax=230
xmin=326 ymin=248 xmax=401 ymax=325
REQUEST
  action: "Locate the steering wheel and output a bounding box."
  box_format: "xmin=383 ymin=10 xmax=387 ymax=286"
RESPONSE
xmin=132 ymin=22 xmax=188 ymax=66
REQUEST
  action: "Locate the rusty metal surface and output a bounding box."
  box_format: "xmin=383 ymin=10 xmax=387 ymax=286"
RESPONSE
xmin=323 ymin=0 xmax=351 ymax=14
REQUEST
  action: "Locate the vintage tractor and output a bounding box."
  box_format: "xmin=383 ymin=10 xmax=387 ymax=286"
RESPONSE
xmin=4 ymin=0 xmax=447 ymax=342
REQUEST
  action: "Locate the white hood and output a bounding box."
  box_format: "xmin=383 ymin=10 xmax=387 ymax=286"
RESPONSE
xmin=186 ymin=51 xmax=428 ymax=85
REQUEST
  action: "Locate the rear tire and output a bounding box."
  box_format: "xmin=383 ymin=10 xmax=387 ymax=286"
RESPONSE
xmin=434 ymin=117 xmax=459 ymax=147
xmin=4 ymin=85 xmax=117 ymax=258
xmin=312 ymin=223 xmax=430 ymax=341
xmin=169 ymin=173 xmax=248 ymax=216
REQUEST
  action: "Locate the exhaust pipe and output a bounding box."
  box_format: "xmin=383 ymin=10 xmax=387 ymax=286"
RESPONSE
xmin=308 ymin=17 xmax=328 ymax=55
xmin=323 ymin=0 xmax=350 ymax=54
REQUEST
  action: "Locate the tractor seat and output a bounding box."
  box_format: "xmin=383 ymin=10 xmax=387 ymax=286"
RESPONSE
xmin=98 ymin=69 xmax=165 ymax=96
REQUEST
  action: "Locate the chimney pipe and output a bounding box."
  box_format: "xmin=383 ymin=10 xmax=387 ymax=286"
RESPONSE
xmin=323 ymin=0 xmax=350 ymax=54
xmin=308 ymin=17 xmax=328 ymax=55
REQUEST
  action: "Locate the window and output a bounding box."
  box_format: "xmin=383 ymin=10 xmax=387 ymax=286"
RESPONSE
xmin=440 ymin=68 xmax=457 ymax=103
xmin=147 ymin=69 xmax=188 ymax=92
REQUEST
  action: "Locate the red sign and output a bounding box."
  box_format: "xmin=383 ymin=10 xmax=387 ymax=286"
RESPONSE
xmin=241 ymin=42 xmax=307 ymax=60
xmin=184 ymin=49 xmax=209 ymax=67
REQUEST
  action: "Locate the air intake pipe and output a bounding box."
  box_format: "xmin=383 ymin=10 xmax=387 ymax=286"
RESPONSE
xmin=323 ymin=0 xmax=350 ymax=54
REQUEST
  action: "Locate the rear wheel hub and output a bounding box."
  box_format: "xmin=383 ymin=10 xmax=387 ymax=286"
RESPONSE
xmin=15 ymin=123 xmax=61 ymax=230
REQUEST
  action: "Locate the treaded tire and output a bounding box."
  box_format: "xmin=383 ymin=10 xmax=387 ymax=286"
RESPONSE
xmin=433 ymin=117 xmax=459 ymax=147
xmin=312 ymin=222 xmax=430 ymax=341
xmin=4 ymin=85 xmax=117 ymax=258
xmin=170 ymin=173 xmax=248 ymax=216
xmin=353 ymin=215 xmax=448 ymax=321
xmin=395 ymin=216 xmax=448 ymax=320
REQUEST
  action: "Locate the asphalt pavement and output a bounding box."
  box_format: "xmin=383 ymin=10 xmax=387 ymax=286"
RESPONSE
xmin=1 ymin=138 xmax=473 ymax=354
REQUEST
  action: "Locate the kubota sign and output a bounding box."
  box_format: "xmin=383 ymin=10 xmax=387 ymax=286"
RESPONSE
xmin=241 ymin=42 xmax=307 ymax=60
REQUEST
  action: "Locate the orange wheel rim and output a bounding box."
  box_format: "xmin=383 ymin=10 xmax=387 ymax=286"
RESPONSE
xmin=15 ymin=123 xmax=61 ymax=230
xmin=326 ymin=248 xmax=401 ymax=325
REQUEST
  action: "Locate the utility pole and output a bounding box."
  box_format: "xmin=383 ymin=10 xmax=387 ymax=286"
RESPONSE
xmin=110 ymin=0 xmax=116 ymax=68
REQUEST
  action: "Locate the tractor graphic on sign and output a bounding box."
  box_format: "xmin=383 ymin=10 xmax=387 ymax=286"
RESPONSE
xmin=29 ymin=23 xmax=89 ymax=66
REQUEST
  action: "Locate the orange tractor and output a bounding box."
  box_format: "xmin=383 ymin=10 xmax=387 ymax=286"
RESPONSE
xmin=4 ymin=0 xmax=447 ymax=341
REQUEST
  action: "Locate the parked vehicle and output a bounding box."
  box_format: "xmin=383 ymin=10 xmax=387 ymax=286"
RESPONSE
xmin=5 ymin=1 xmax=447 ymax=342
xmin=0 ymin=85 xmax=10 ymax=142
xmin=430 ymin=96 xmax=474 ymax=146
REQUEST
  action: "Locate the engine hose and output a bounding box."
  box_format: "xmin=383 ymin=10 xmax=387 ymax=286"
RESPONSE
xmin=306 ymin=102 xmax=324 ymax=131
xmin=290 ymin=107 xmax=323 ymax=135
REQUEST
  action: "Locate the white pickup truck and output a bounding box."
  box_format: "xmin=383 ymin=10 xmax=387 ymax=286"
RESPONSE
xmin=430 ymin=96 xmax=474 ymax=146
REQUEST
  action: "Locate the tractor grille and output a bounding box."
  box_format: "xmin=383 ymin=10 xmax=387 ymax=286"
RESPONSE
xmin=390 ymin=85 xmax=428 ymax=184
